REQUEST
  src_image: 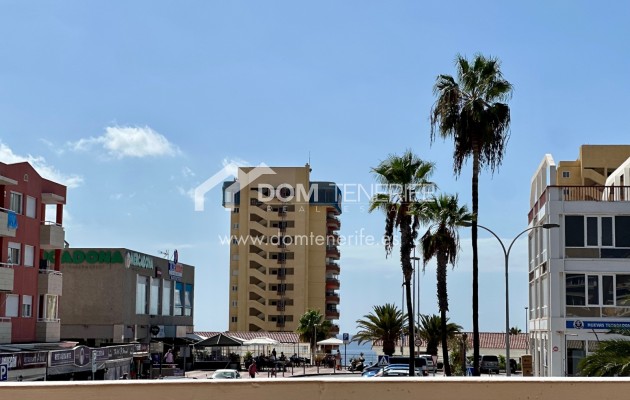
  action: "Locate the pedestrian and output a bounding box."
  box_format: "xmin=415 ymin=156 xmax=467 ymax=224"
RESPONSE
xmin=248 ymin=361 xmax=258 ymax=378
xmin=335 ymin=350 xmax=342 ymax=370
xmin=164 ymin=349 xmax=174 ymax=364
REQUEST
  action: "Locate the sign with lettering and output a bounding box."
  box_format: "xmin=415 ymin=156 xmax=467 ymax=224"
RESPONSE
xmin=44 ymin=250 xmax=124 ymax=265
xmin=566 ymin=320 xmax=630 ymax=330
xmin=125 ymin=251 xmax=154 ymax=270
xmin=50 ymin=349 xmax=75 ymax=366
xmin=168 ymin=261 xmax=183 ymax=281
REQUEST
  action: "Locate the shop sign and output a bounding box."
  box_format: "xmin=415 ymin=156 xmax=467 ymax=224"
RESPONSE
xmin=74 ymin=345 xmax=91 ymax=367
xmin=168 ymin=261 xmax=183 ymax=281
xmin=125 ymin=251 xmax=154 ymax=270
xmin=44 ymin=250 xmax=124 ymax=265
xmin=50 ymin=349 xmax=75 ymax=366
xmin=566 ymin=320 xmax=630 ymax=330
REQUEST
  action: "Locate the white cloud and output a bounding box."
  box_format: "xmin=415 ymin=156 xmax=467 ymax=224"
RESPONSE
xmin=110 ymin=193 xmax=124 ymax=200
xmin=0 ymin=141 xmax=83 ymax=188
xmin=182 ymin=166 xmax=195 ymax=178
xmin=69 ymin=125 xmax=180 ymax=159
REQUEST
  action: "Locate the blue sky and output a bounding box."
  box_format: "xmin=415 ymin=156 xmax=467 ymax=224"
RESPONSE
xmin=1 ymin=1 xmax=629 ymax=335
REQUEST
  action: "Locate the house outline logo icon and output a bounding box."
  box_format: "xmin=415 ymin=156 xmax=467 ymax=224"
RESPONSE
xmin=193 ymin=162 xmax=276 ymax=211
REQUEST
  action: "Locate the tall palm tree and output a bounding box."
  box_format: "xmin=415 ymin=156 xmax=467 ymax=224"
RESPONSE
xmin=296 ymin=309 xmax=332 ymax=358
xmin=418 ymin=194 xmax=472 ymax=375
xmin=417 ymin=314 xmax=462 ymax=357
xmin=430 ymin=54 xmax=513 ymax=375
xmin=354 ymin=303 xmax=405 ymax=356
xmin=369 ymin=150 xmax=436 ymax=375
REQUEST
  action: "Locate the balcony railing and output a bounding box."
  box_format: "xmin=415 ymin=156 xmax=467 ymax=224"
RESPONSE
xmin=40 ymin=221 xmax=65 ymax=249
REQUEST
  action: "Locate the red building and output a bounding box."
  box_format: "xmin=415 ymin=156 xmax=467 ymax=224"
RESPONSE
xmin=0 ymin=161 xmax=66 ymax=344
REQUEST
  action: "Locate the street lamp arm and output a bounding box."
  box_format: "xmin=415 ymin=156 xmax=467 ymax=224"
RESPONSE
xmin=476 ymin=224 xmax=507 ymax=257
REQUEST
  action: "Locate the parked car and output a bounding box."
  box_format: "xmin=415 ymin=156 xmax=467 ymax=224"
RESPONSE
xmin=417 ymin=355 xmax=436 ymax=373
xmin=210 ymin=369 xmax=241 ymax=379
xmin=479 ymin=355 xmax=500 ymax=374
xmin=373 ymin=364 xmax=423 ymax=377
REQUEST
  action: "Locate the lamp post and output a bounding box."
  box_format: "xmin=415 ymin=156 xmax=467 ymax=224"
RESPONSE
xmin=411 ymin=256 xmax=421 ymax=353
xmin=314 ymin=323 xmax=319 ymax=374
xmin=461 ymin=222 xmax=559 ymax=376
xmin=525 ymin=306 xmax=529 ymax=354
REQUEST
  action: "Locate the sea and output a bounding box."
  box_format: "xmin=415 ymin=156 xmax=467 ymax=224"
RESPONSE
xmin=338 ymin=340 xmax=378 ymax=367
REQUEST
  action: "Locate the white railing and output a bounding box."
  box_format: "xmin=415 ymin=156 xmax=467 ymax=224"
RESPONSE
xmin=41 ymin=220 xmax=62 ymax=227
xmin=0 ymin=317 xmax=10 ymax=323
xmin=37 ymin=318 xmax=60 ymax=323
xmin=0 ymin=262 xmax=14 ymax=269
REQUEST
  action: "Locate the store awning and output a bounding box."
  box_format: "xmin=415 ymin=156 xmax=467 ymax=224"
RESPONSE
xmin=194 ymin=333 xmax=243 ymax=347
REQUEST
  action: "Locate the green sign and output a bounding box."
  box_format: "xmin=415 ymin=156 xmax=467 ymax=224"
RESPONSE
xmin=44 ymin=250 xmax=125 ymax=265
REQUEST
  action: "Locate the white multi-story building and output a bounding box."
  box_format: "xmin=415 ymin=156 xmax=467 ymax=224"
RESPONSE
xmin=529 ymin=145 xmax=630 ymax=376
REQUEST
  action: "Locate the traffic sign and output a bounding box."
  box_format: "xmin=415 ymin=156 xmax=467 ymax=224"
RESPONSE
xmin=342 ymin=333 xmax=350 ymax=344
xmin=0 ymin=364 xmax=7 ymax=381
xmin=414 ymin=338 xmax=422 ymax=347
xmin=377 ymin=355 xmax=390 ymax=367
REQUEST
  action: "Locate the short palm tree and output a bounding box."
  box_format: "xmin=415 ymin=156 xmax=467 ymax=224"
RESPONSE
xmin=430 ymin=54 xmax=513 ymax=375
xmin=418 ymin=194 xmax=471 ymax=375
xmin=509 ymin=327 xmax=522 ymax=335
xmin=417 ymin=314 xmax=462 ymax=357
xmin=296 ymin=309 xmax=332 ymax=358
xmin=354 ymin=303 xmax=405 ymax=356
xmin=369 ymin=150 xmax=436 ymax=375
xmin=579 ymin=339 xmax=630 ymax=376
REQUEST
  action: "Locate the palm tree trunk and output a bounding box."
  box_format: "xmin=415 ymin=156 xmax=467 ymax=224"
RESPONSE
xmin=400 ymin=209 xmax=415 ymax=376
xmin=472 ymin=146 xmax=480 ymax=376
xmin=437 ymin=252 xmax=451 ymax=376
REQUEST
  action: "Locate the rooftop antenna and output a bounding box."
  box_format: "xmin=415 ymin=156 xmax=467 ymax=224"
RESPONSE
xmin=158 ymin=250 xmax=170 ymax=259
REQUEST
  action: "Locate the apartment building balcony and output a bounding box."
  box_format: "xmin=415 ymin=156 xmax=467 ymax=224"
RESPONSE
xmin=326 ymin=277 xmax=340 ymax=290
xmin=36 ymin=318 xmax=61 ymax=342
xmin=0 ymin=317 xmax=10 ymax=344
xmin=0 ymin=263 xmax=14 ymax=292
xmin=326 ymin=293 xmax=340 ymax=304
xmin=326 ymin=247 xmax=340 ymax=259
xmin=40 ymin=221 xmax=65 ymax=249
xmin=38 ymin=269 xmax=63 ymax=296
xmin=326 ymin=262 xmax=340 ymax=274
xmin=326 ymin=216 xmax=341 ymax=230
xmin=329 ymin=324 xmax=340 ymax=335
xmin=325 ymin=309 xmax=340 ymax=320
xmin=276 ymin=320 xmax=286 ymax=328
xmin=0 ymin=208 xmax=17 ymax=238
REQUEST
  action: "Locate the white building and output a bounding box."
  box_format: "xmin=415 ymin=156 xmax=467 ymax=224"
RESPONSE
xmin=529 ymin=145 xmax=630 ymax=376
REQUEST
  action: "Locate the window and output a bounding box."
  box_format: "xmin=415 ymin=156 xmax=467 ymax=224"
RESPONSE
xmin=149 ymin=278 xmax=159 ymax=315
xmin=22 ymin=295 xmax=32 ymax=317
xmin=231 ymin=254 xmax=239 ymax=261
xmin=9 ymin=192 xmax=23 ymax=214
xmin=8 ymin=242 xmax=20 ymax=265
xmin=231 ymin=316 xmax=237 ymax=323
xmin=24 ymin=245 xmax=34 ymax=267
xmin=174 ymin=282 xmax=183 ymax=316
xmin=162 ymin=280 xmax=172 ymax=316
xmin=231 ymin=238 xmax=238 ymax=245
xmin=587 ymin=217 xmax=598 ymax=246
xmin=565 ymin=216 xmax=584 ymax=247
xmin=616 ymin=275 xmax=630 ymax=306
xmin=38 ymin=294 xmax=58 ymax=320
xmin=231 ymin=300 xmax=237 ymax=307
xmin=587 ymin=275 xmax=599 ymax=305
xmin=566 ymin=274 xmax=585 ymax=306
xmin=184 ymin=284 xmax=193 ymax=316
xmin=615 ymin=217 xmax=630 ymax=247
xmin=5 ymin=294 xmax=18 ymax=317
xmin=233 ymin=207 xmax=239 ymax=213
xmin=232 ymin=285 xmax=238 ymax=292
xmin=603 ymin=275 xmax=614 ymax=305
xmin=136 ymin=276 xmax=148 ymax=314
xmin=562 ymin=171 xmax=570 ymax=178
xmin=232 ymin=223 xmax=239 ymax=229
xmin=25 ymin=196 xmax=36 ymax=218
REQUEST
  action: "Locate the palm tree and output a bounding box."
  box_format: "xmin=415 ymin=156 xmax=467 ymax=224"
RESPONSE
xmin=418 ymin=194 xmax=472 ymax=375
xmin=430 ymin=54 xmax=513 ymax=375
xmin=296 ymin=309 xmax=332 ymax=358
xmin=509 ymin=327 xmax=522 ymax=335
xmin=369 ymin=150 xmax=436 ymax=375
xmin=579 ymin=339 xmax=630 ymax=376
xmin=417 ymin=314 xmax=462 ymax=357
xmin=354 ymin=303 xmax=405 ymax=356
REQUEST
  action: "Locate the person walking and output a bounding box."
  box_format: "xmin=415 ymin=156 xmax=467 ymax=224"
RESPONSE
xmin=248 ymin=361 xmax=258 ymax=378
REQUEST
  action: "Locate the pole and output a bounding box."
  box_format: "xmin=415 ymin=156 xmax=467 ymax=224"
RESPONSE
xmin=525 ymin=307 xmax=529 ymax=354
xmin=401 ymin=281 xmax=404 ymax=354
xmin=314 ymin=324 xmax=319 ymax=374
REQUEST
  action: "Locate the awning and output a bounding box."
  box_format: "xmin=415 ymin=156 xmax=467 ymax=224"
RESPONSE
xmin=194 ymin=333 xmax=243 ymax=347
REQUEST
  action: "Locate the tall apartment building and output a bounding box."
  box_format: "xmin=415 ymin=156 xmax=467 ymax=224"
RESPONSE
xmin=0 ymin=161 xmax=66 ymax=344
xmin=529 ymin=145 xmax=630 ymax=376
xmin=222 ymin=165 xmax=341 ymax=333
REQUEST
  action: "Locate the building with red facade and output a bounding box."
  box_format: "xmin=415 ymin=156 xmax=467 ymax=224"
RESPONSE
xmin=0 ymin=161 xmax=66 ymax=344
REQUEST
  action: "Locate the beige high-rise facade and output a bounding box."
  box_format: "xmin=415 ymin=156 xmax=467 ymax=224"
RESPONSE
xmin=222 ymin=165 xmax=341 ymax=333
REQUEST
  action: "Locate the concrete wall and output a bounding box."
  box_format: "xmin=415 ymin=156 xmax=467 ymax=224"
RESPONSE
xmin=3 ymin=378 xmax=630 ymax=400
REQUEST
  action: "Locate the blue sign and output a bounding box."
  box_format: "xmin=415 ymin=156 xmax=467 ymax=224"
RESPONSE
xmin=342 ymin=333 xmax=350 ymax=344
xmin=566 ymin=320 xmax=630 ymax=330
xmin=0 ymin=364 xmax=7 ymax=381
xmin=377 ymin=355 xmax=390 ymax=366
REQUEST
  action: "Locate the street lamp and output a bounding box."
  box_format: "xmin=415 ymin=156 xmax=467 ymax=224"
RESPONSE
xmin=525 ymin=306 xmax=529 ymax=354
xmin=460 ymin=222 xmax=559 ymax=376
xmin=314 ymin=323 xmax=319 ymax=374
